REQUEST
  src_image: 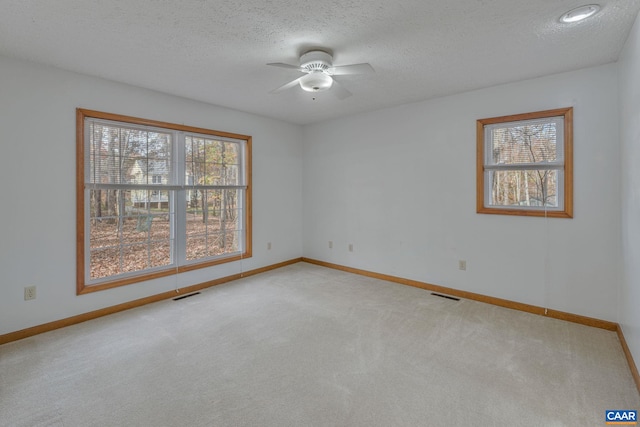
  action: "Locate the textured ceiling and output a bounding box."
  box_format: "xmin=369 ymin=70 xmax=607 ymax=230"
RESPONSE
xmin=1 ymin=0 xmax=639 ymax=125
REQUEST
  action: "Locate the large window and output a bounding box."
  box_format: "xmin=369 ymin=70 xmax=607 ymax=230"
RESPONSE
xmin=77 ymin=109 xmax=252 ymax=294
xmin=476 ymin=107 xmax=573 ymax=218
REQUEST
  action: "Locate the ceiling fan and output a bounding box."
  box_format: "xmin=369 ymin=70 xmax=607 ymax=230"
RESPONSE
xmin=267 ymin=50 xmax=374 ymax=100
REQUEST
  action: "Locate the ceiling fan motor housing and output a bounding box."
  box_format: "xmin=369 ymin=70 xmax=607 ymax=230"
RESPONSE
xmin=300 ymin=50 xmax=333 ymax=72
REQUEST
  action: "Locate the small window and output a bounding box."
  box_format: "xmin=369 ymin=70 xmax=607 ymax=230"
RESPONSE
xmin=476 ymin=107 xmax=573 ymax=218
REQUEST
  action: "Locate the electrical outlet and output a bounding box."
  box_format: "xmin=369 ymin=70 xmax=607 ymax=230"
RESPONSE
xmin=267 ymin=242 xmax=272 ymax=250
xmin=24 ymin=285 xmax=36 ymax=301
xmin=458 ymin=260 xmax=467 ymax=271
xmin=348 ymin=244 xmax=354 ymax=252
xmin=329 ymin=241 xmax=333 ymax=249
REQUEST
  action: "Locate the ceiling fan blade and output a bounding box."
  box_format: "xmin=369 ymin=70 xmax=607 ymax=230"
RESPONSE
xmin=329 ymin=63 xmax=374 ymax=75
xmin=330 ymin=78 xmax=352 ymax=100
xmin=270 ymin=77 xmax=303 ymax=94
xmin=267 ymin=62 xmax=305 ymax=72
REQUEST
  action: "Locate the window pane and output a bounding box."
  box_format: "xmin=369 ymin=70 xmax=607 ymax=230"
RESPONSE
xmin=185 ymin=235 xmax=207 ymax=260
xmin=89 ymin=124 xmax=119 ymax=184
xmin=488 ymin=169 xmax=559 ymax=208
xmin=489 ymin=120 xmax=561 ymax=165
xmin=88 ymin=189 xmax=173 ymax=281
xmin=130 ymin=160 xmax=171 ymax=185
xmin=185 ymin=136 xmax=241 ymax=186
xmin=90 ymin=247 xmax=119 ymax=280
xmin=150 ymin=241 xmax=172 ymax=268
xmin=89 ymin=123 xmax=172 ymax=185
xmin=223 ymin=230 xmax=241 ymax=254
xmin=222 ymin=142 xmax=240 ymax=185
xmin=121 ymin=244 xmax=151 ymax=274
xmin=185 ymin=188 xmax=242 ymax=261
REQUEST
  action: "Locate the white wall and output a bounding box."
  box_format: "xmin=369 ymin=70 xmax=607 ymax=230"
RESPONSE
xmin=0 ymin=55 xmax=303 ymax=335
xmin=303 ymin=64 xmax=621 ymax=321
xmin=619 ymin=11 xmax=640 ymax=373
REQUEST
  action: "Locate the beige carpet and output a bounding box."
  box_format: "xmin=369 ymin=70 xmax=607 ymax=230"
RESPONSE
xmin=1 ymin=262 xmax=638 ymax=426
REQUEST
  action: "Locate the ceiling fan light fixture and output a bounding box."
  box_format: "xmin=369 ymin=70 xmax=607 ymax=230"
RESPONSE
xmin=560 ymin=4 xmax=601 ymax=23
xmin=268 ymin=47 xmax=371 ymax=99
xmin=299 ymin=71 xmax=333 ymax=92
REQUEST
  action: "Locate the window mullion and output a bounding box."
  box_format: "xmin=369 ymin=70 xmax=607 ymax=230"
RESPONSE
xmin=175 ymin=131 xmax=187 ymax=266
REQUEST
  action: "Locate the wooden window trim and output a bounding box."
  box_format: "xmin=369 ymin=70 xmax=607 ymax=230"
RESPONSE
xmin=76 ymin=108 xmax=252 ymax=295
xmin=476 ymin=107 xmax=573 ymax=218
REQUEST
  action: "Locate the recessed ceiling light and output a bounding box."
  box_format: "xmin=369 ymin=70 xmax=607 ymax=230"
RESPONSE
xmin=560 ymin=4 xmax=601 ymax=23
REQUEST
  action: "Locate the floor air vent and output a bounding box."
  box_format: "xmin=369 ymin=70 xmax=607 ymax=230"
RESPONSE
xmin=430 ymin=292 xmax=460 ymax=301
xmin=173 ymin=292 xmax=201 ymax=301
